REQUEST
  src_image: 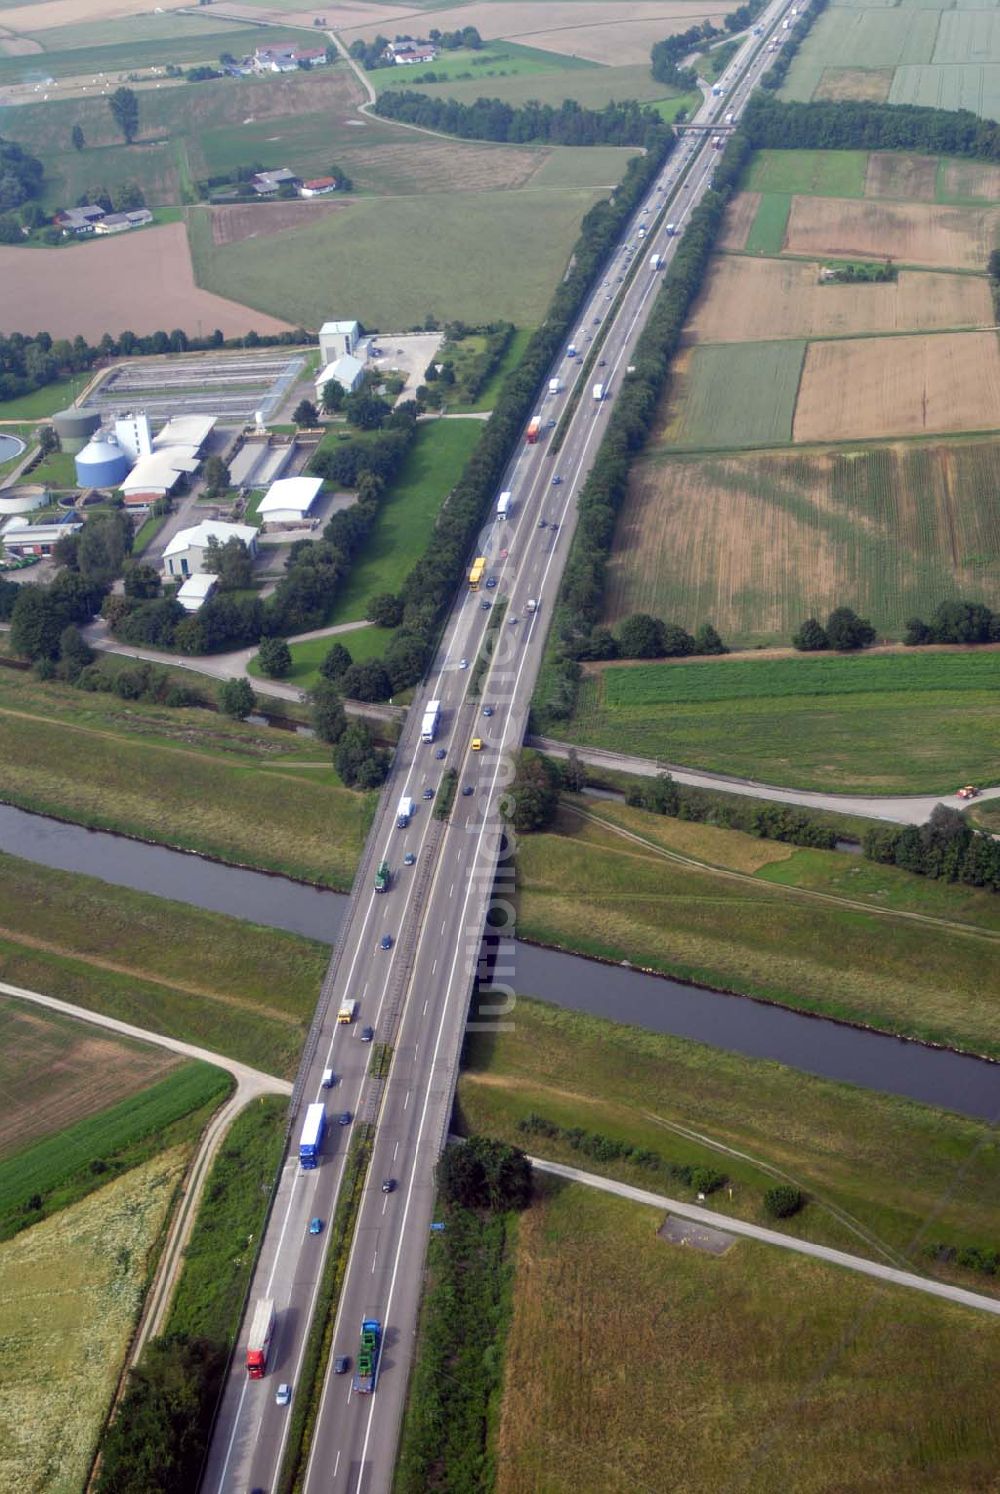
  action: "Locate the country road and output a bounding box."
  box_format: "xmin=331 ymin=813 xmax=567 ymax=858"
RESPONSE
xmin=530 ymin=1159 xmax=1000 ymax=1317
xmin=530 ymin=736 xmax=1000 ymax=826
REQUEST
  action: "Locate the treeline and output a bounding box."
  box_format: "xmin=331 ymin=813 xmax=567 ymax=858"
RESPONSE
xmin=619 ymin=769 xmax=839 ymax=849
xmin=743 ymin=91 xmax=1000 ymax=159
xmin=578 ymin=610 xmax=727 ymax=662
xmin=0 ymin=133 xmax=43 ymax=211
xmin=650 ymin=0 xmax=766 ymax=87
xmin=373 ymin=92 xmax=665 ymax=147
xmin=904 ymin=599 xmax=1000 ymax=647
xmin=0 ymin=325 xmax=313 ymax=405
xmin=533 ymin=129 xmax=750 ymax=727
xmin=759 ymin=0 xmax=827 ymax=92
xmin=864 ymin=806 xmax=1000 ymax=894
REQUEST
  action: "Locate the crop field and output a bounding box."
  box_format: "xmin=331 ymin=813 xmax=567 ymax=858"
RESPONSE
xmin=210 ymin=198 xmax=348 ymax=247
xmin=563 ymin=649 xmax=1000 ymax=794
xmin=494 ymin=1181 xmax=1000 ymax=1494
xmin=783 ymin=195 xmax=1000 ymax=269
xmin=793 ymin=330 xmax=1000 ymax=443
xmin=0 ymin=1149 xmax=188 ymax=1494
xmin=865 ymin=150 xmax=938 ymax=201
xmin=393 ymin=58 xmax=677 ymax=110
xmin=812 ymin=65 xmax=893 ymax=102
xmin=716 ymin=189 xmax=760 ymax=250
xmin=658 ymin=341 xmax=805 ymax=450
xmin=743 ymin=191 xmax=790 ymax=253
xmin=0 ymin=223 xmax=293 ymax=341
xmin=746 ymin=147 xmax=867 ymax=198
xmin=781 ymin=7 xmax=938 ymax=75
xmin=373 ymin=37 xmax=597 ymax=94
xmin=686 ymin=257 xmax=990 ymax=343
xmin=0 ymin=24 xmax=272 ymax=85
xmin=890 ymin=62 xmax=1000 ymax=120
xmin=939 ymin=157 xmax=1000 ymax=203
xmin=189 ymin=184 xmax=611 ymax=328
xmin=609 ymin=440 xmax=1000 ymax=645
xmin=0 ymin=994 xmax=178 ymax=1162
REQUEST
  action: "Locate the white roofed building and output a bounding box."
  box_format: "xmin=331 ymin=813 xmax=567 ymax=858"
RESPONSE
xmin=314 ymin=353 xmax=365 ymax=397
xmin=163 ymin=519 xmax=258 ymax=579
xmin=319 ymin=320 xmax=361 ymax=363
xmin=176 ymin=573 xmax=219 ymax=612
xmin=258 ymin=475 xmax=323 ymax=526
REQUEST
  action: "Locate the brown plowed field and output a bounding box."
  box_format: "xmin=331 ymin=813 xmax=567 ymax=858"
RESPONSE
xmin=941 ymin=159 xmax=1000 ymax=202
xmin=0 ymin=221 xmax=293 ymax=339
xmin=717 ymin=191 xmax=760 ymax=251
xmin=784 ymin=196 xmax=1000 ymax=270
xmin=0 ymin=997 xmax=178 ymax=1161
xmin=793 ymin=331 xmax=1000 ymax=443
xmin=0 ymin=0 xmax=189 ymax=31
xmin=813 ymin=67 xmax=892 ymax=102
xmin=686 ymin=256 xmax=991 ymax=343
xmin=210 ymin=199 xmax=349 ymax=247
xmin=865 ymin=152 xmax=937 ymax=202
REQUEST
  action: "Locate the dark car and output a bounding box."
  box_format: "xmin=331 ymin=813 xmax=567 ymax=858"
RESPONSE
xmin=598 ymin=358 xmax=607 ymax=368
xmin=435 ymin=747 xmax=446 ymax=760
xmin=538 ymin=518 xmax=547 ymax=528
xmin=551 ymin=475 xmax=562 ymax=486
xmin=309 ymin=1217 xmax=323 ymax=1235
xmin=482 ymin=705 xmax=494 ymax=717
xmin=380 ymin=932 xmax=393 ymax=949
xmin=404 ymin=851 xmax=416 ymax=865
xmin=485 ymin=575 xmax=497 ymax=588
xmin=422 ymin=787 xmax=434 ymax=799
xmin=360 ymin=1025 xmax=374 ymax=1042
xmin=382 ymin=1178 xmax=396 ymax=1193
xmin=334 ymin=1356 xmax=351 ymax=1376
xmin=480 ymin=598 xmax=491 ymax=609
xmin=462 ymin=785 xmax=474 ymax=797
xmin=339 ymin=1111 xmax=352 ymax=1126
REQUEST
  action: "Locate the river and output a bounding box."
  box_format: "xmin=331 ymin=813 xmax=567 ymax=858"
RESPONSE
xmin=1 ymin=803 xmax=996 ymax=1122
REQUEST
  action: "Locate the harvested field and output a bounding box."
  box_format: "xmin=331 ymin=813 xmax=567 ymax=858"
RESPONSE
xmin=686 ymin=257 xmax=991 ymax=343
xmin=607 ymin=440 xmax=1000 ymax=645
xmin=0 ymin=222 xmax=293 ymax=340
xmin=0 ymin=995 xmax=178 ymax=1162
xmin=793 ymin=331 xmax=1000 ymax=443
xmin=813 ymin=66 xmax=893 ymax=102
xmin=0 ymin=0 xmax=189 ymax=33
xmin=210 ymin=199 xmax=349 ymax=247
xmin=716 ymin=190 xmax=759 ymax=251
xmin=507 ymin=13 xmax=736 ymax=67
xmin=784 ymin=195 xmax=1000 ymax=270
xmin=940 ymin=157 xmax=1000 ymax=203
xmin=864 ymin=150 xmax=937 ymax=201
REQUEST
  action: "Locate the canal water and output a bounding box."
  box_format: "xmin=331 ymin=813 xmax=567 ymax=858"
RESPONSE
xmin=1 ymin=803 xmax=996 ymax=1122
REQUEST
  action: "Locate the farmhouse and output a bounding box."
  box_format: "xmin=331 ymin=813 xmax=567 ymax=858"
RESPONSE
xmin=253 ymin=44 xmax=298 ymax=72
xmin=93 ymin=209 xmax=153 ymax=235
xmin=251 ymin=169 xmax=300 ymax=197
xmin=385 ymin=40 xmax=437 ymax=64
xmin=2 ymin=512 xmax=84 ymax=559
xmin=319 ymin=319 xmax=361 ymax=362
xmin=315 ymin=353 xmax=365 ymax=396
xmin=163 ymin=519 xmax=258 ymax=579
xmin=299 ymin=177 xmax=338 ymax=198
xmin=55 ymin=204 xmax=106 ymax=235
xmin=258 ymin=474 xmax=323 ymax=525
xmin=294 ymin=47 xmax=328 ymax=66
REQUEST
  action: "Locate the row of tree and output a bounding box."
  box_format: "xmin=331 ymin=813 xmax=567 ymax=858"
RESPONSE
xmin=373 ymin=93 xmax=667 ymax=149
xmin=792 ymin=607 xmax=876 ymax=652
xmin=0 ymin=133 xmax=43 ymax=211
xmin=742 ymin=91 xmax=1000 ymax=160
xmin=650 ymin=0 xmax=767 ymax=88
xmin=622 ymin=770 xmax=839 ymax=849
xmin=864 ymin=806 xmax=1000 ymax=894
xmin=903 ymin=599 xmax=1000 ymax=646
xmin=533 ymin=129 xmax=751 ymax=728
xmin=759 ymin=0 xmax=827 ymax=92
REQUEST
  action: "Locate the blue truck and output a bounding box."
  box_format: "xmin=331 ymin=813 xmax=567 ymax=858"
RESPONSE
xmin=299 ymin=1102 xmax=326 ymax=1169
xmin=351 ymin=1319 xmax=382 ymax=1394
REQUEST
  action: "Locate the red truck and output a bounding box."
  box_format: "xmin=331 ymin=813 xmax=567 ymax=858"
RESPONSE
xmin=246 ymin=1297 xmax=275 ymax=1378
xmin=525 ymin=415 xmax=542 ymax=444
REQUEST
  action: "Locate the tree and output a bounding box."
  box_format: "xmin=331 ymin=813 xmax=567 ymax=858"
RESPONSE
xmin=694 ymin=622 xmax=727 ymax=655
xmin=763 ymin=1185 xmax=804 ymax=1219
xmin=366 ymin=592 xmax=403 ymax=629
xmin=563 ymin=747 xmax=585 ymax=794
xmin=383 ymin=630 xmax=427 ymax=692
xmin=77 ymin=509 xmax=132 ymax=587
xmin=825 ymin=606 xmax=875 ymax=652
xmin=71 ymin=124 xmax=85 ymax=152
xmin=200 ymin=454 xmax=230 ymax=496
xmin=203 ymin=536 xmax=252 ymax=591
xmin=792 ymin=616 xmax=828 ymax=652
xmin=438 ymin=1136 xmax=532 ymax=1212
xmin=107 ymin=86 xmax=139 ymax=144
xmin=320 ymin=641 xmax=352 ymax=682
xmin=310 ymin=678 xmax=347 ymax=744
xmin=10 ymin=586 xmax=63 ymax=660
xmin=257 ymin=636 xmax=292 ymax=678
xmin=219 ymin=677 xmax=255 ymax=719
xmin=321 ymin=379 xmax=344 ymax=413
xmin=38 ymin=424 xmax=59 ymax=456
xmin=340 ymin=659 xmax=391 ymax=702
xmin=344 ymin=392 xmax=390 ymax=431
xmin=292 ymin=399 xmax=319 ymax=428
xmin=616 ymin=612 xmax=665 ymax=659
xmin=124 ymin=563 xmax=161 ymax=600
xmin=333 ymin=720 xmax=388 ymax=787
xmin=507 ymin=749 xmax=560 ymax=833
xmin=58 ymin=624 xmax=92 ymax=682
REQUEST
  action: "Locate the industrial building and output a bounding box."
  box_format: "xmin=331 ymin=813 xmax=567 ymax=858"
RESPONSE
xmin=314 ymin=354 xmax=365 ymax=397
xmin=163 ymin=519 xmax=258 ymax=580
xmin=74 ymin=433 xmax=132 ymax=489
xmin=319 ymin=320 xmax=361 ymax=364
xmin=258 ymin=475 xmax=323 ymax=525
xmin=2 ymin=512 xmax=83 ymax=558
xmin=120 ymin=414 xmax=217 ymax=508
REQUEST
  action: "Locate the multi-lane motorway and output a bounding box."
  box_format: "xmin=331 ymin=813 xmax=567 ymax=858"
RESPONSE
xmin=202 ymin=9 xmax=798 ymax=1490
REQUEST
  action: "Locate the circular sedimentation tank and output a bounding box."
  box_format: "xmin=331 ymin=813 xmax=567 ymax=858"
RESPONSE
xmin=52 ymin=406 xmax=100 ymax=455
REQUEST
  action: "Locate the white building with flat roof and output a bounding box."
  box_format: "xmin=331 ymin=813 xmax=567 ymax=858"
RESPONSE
xmin=176 ymin=572 xmax=218 ymax=612
xmin=319 ymin=320 xmax=361 ymax=363
xmin=163 ymin=519 xmax=258 ymax=579
xmin=315 ymin=353 xmax=365 ymax=397
xmin=258 ymin=475 xmax=323 ymax=525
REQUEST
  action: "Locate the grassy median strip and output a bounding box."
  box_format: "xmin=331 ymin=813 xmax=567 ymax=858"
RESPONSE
xmin=279 ymin=1125 xmax=374 ymax=1494
xmin=434 ymin=767 xmax=458 ymax=820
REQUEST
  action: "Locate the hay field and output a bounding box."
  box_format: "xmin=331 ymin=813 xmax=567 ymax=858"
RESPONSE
xmin=0 ymin=995 xmax=178 ymax=1162
xmin=687 ymin=257 xmax=991 ymax=343
xmin=813 ymin=66 xmax=893 ymax=102
xmin=793 ymin=331 xmax=1000 ymax=443
xmin=396 ymin=60 xmax=675 ymax=110
xmin=864 ymin=150 xmax=938 ymax=201
xmin=660 ymin=341 xmax=805 ymax=450
xmin=940 ymin=157 xmax=1000 ymax=203
xmin=0 ymin=223 xmax=293 ymax=340
xmin=0 ymin=1150 xmax=186 ymax=1494
xmin=716 ymin=189 xmax=759 ymax=250
xmin=0 ymin=0 xmax=189 ymax=35
xmin=210 ymin=199 xmax=348 ymax=246
xmin=607 ymin=440 xmax=1000 ymax=644
xmin=496 ymin=1183 xmax=1000 ymax=1494
xmin=784 ymin=195 xmax=1000 ymax=269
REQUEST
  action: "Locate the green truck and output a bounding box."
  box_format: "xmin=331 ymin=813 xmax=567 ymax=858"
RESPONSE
xmin=374 ymin=860 xmax=391 ymax=894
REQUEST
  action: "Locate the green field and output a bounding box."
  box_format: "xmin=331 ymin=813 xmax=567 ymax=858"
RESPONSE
xmin=664 ymin=341 xmax=804 ymax=449
xmin=189 ymin=185 xmax=611 ymax=328
xmin=451 ymin=326 xmax=533 ymax=414
xmin=890 ymin=62 xmax=1000 ymax=121
xmin=384 ymin=58 xmax=680 ymax=110
xmin=375 ymin=38 xmax=597 ymax=95
xmin=16 ymin=448 xmax=76 ymax=486
xmin=565 ymin=650 xmax=1000 ymax=793
xmin=0 ymin=1059 xmax=228 ymax=1240
xmin=265 ymin=624 xmax=397 ymax=691
xmin=461 ymin=998 xmax=1000 ymax=1270
xmin=0 ymin=849 xmax=330 ymax=1074
xmin=512 ymin=803 xmax=1000 ymax=1056
xmin=494 ymin=1179 xmax=1000 ymax=1493
xmin=746 ymin=148 xmax=867 ymax=197
xmin=0 ymin=23 xmax=272 ymax=84
xmin=0 ymin=374 xmax=90 ymax=421
xmin=0 ymin=669 xmax=370 ymax=886
xmin=744 ymin=190 xmax=792 ymax=253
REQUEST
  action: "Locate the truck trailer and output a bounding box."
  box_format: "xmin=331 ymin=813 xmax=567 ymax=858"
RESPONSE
xmin=468 ymin=557 xmax=486 ymax=591
xmin=338 ymin=998 xmax=357 ymax=1024
xmin=246 ymin=1297 xmax=275 ymax=1378
xmin=421 ymin=699 xmax=441 ymax=742
xmin=374 ymin=859 xmax=391 ymax=893
xmin=352 ymin=1319 xmax=382 ymax=1394
xmin=650 ymin=252 xmax=663 ymax=270
xmin=525 ymin=415 xmax=542 ymax=444
xmin=548 ymin=377 xmax=561 ymax=395
xmin=496 ymin=490 xmax=512 ymax=520
xmin=396 ymin=795 xmax=414 ymax=828
xmin=299 ymin=1103 xmax=326 ymax=1169
xmin=592 ymin=383 xmax=605 ymax=402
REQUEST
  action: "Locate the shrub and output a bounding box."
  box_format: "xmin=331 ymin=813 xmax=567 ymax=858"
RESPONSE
xmin=763 ymin=1184 xmax=804 ymax=1219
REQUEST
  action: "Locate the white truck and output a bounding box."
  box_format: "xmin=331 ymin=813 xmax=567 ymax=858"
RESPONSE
xmin=650 ymin=252 xmax=663 ymax=270
xmin=396 ymin=795 xmax=414 ymax=828
xmin=567 ymin=342 xmax=577 ymax=358
xmin=724 ymin=111 xmax=735 ymax=124
xmin=637 ymin=226 xmax=647 ymax=240
xmin=548 ymin=377 xmax=562 ymax=395
xmin=592 ymin=383 xmax=605 ymax=402
xmin=322 ymin=1067 xmax=334 ymax=1088
xmin=497 ymin=490 xmax=512 ymax=520
xmin=421 ymin=700 xmax=441 ymax=743
xmin=666 ymin=223 xmax=679 ymax=237
xmin=525 ymin=598 xmax=538 ymax=613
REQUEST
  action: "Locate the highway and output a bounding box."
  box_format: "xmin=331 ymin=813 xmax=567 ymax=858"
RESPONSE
xmin=202 ymin=9 xmax=800 ymax=1491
